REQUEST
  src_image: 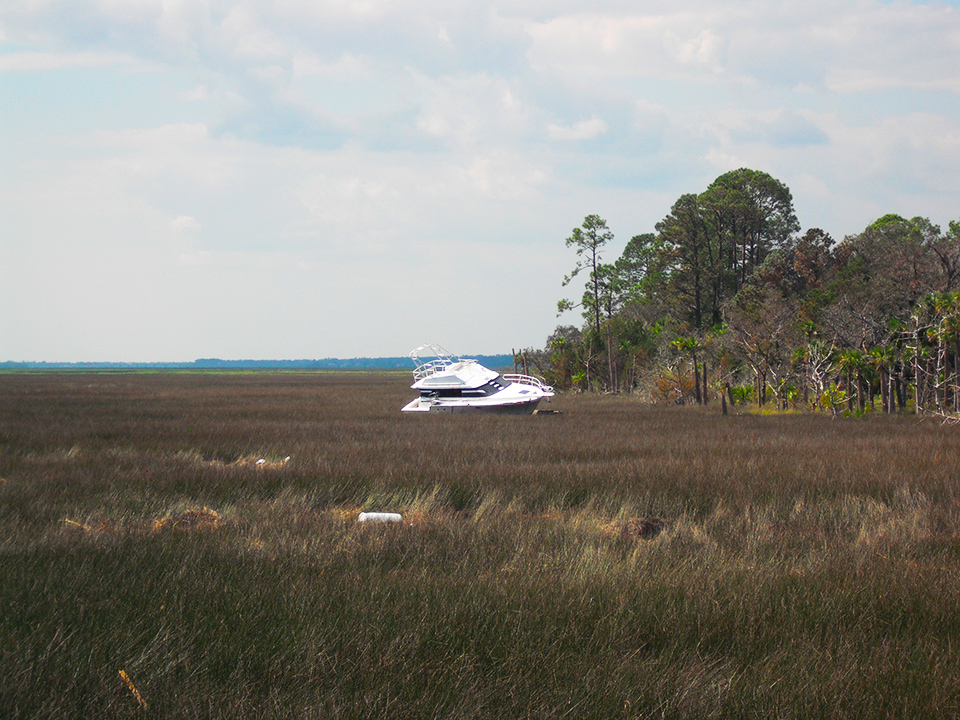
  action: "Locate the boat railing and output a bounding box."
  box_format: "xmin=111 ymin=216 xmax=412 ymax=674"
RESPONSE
xmin=410 ymin=343 xmax=462 ymax=381
xmin=503 ymin=373 xmax=554 ymax=394
xmin=412 ymin=357 xmax=458 ymax=381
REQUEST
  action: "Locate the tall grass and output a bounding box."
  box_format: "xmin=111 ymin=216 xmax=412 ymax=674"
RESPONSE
xmin=2 ymin=371 xmax=960 ymax=718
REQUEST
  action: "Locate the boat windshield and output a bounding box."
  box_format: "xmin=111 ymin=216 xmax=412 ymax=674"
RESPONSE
xmin=488 ymin=376 xmax=512 ymax=391
xmin=421 ymin=376 xmax=513 ymax=399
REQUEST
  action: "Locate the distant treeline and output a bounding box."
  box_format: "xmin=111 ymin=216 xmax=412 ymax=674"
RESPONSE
xmin=0 ymin=355 xmax=515 ymax=371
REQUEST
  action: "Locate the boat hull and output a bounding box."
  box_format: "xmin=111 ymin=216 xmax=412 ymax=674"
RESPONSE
xmin=401 ymin=397 xmax=543 ymax=414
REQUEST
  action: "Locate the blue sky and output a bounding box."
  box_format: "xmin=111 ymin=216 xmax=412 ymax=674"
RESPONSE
xmin=2 ymin=0 xmax=960 ymax=361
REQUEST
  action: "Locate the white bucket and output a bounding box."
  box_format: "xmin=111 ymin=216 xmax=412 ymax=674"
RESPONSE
xmin=357 ymin=512 xmax=402 ymax=523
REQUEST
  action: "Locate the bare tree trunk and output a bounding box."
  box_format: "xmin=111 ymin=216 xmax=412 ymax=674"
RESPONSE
xmin=879 ymin=368 xmax=889 ymax=414
xmin=606 ymin=325 xmax=616 ymax=394
xmin=888 ymin=367 xmax=896 ymax=414
xmin=915 ymin=356 xmax=924 ymax=414
xmin=935 ymin=333 xmax=945 ymax=413
xmin=915 ymin=342 xmax=922 ymax=414
xmin=897 ymin=364 xmax=907 ymax=411
xmin=955 ymin=336 xmax=960 ymax=412
xmin=692 ymin=350 xmax=701 ymax=405
xmin=702 ymin=362 xmax=709 ymax=405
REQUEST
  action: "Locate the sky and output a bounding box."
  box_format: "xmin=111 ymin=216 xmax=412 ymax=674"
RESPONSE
xmin=2 ymin=0 xmax=960 ymax=362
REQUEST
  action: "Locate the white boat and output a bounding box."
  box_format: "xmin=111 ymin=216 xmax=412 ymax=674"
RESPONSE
xmin=401 ymin=344 xmax=554 ymax=414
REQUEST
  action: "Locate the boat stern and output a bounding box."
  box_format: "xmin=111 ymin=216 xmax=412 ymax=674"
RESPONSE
xmin=401 ymin=398 xmax=432 ymax=412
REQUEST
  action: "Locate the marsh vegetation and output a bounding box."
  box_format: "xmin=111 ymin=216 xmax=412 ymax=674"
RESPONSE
xmin=2 ymin=371 xmax=960 ymax=718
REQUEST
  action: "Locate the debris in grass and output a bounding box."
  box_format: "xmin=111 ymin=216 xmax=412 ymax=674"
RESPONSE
xmin=187 ymin=454 xmax=291 ymax=470
xmin=602 ymin=516 xmax=667 ymax=541
xmin=118 ymin=669 xmax=147 ymax=709
xmin=326 ymin=505 xmax=362 ymax=521
xmin=153 ymin=506 xmax=223 ymax=531
xmin=63 ymin=518 xmax=94 ymax=531
xmin=243 ymin=455 xmax=291 ymax=469
xmin=62 ymin=518 xmax=112 ymax=532
xmin=623 ymin=516 xmax=667 ymax=540
xmin=358 ymin=512 xmax=403 ymax=523
xmin=533 ymin=409 xmax=562 ymax=415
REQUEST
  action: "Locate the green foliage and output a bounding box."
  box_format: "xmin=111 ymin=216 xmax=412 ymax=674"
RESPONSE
xmin=616 ymin=232 xmax=666 ymax=301
xmin=559 ymin=214 xmax=616 ymax=337
xmin=548 ymin=168 xmax=960 ymax=415
xmin=729 ymin=384 xmax=754 ymax=405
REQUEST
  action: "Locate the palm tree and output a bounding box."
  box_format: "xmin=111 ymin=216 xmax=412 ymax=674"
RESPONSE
xmin=933 ymin=291 xmax=960 ymax=411
xmin=867 ymin=345 xmax=895 ymax=414
xmin=834 ymin=348 xmax=866 ymax=413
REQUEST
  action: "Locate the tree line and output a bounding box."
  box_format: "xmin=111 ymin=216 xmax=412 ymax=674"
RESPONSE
xmin=524 ymin=167 xmax=960 ymax=417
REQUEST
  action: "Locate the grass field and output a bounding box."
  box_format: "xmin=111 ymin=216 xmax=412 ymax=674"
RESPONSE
xmin=2 ymin=371 xmax=960 ymax=718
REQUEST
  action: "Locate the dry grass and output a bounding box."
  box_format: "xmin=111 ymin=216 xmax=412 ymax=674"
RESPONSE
xmin=152 ymin=506 xmax=224 ymax=532
xmin=2 ymin=371 xmax=960 ymax=718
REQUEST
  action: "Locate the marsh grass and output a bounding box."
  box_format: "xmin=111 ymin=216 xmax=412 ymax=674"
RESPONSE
xmin=2 ymin=371 xmax=960 ymax=718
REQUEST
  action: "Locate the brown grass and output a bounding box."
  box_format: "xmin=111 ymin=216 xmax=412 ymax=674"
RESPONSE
xmin=2 ymin=371 xmax=960 ymax=718
xmin=152 ymin=506 xmax=224 ymax=531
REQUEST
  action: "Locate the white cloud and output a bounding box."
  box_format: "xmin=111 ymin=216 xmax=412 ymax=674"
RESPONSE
xmin=85 ymin=123 xmax=243 ymax=189
xmin=524 ymin=2 xmax=960 ymax=93
xmin=4 ymin=0 xmax=960 ymax=360
xmin=833 ymin=112 xmax=960 ymax=187
xmin=217 ymin=5 xmax=288 ymax=60
xmin=662 ymin=28 xmax=723 ymax=70
xmin=463 ymin=153 xmax=549 ymax=199
xmin=527 ymin=14 xmax=668 ymax=78
xmin=820 ymin=2 xmax=960 ymax=93
xmin=170 ymin=215 xmax=201 ymax=232
xmin=0 ymin=50 xmax=137 ymax=70
xmin=696 ymin=108 xmax=827 ymax=149
xmin=547 ymin=117 xmax=608 ymax=141
xmin=791 ymin=172 xmax=830 ymax=201
xmin=177 ymin=250 xmax=212 ymax=266
xmin=412 ymin=72 xmax=533 ymax=148
xmin=180 ymin=84 xmax=244 ymax=104
xmin=290 ymin=52 xmax=374 ymax=79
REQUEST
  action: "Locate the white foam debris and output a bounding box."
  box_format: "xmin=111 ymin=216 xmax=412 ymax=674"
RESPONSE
xmin=357 ymin=512 xmax=402 ymax=523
